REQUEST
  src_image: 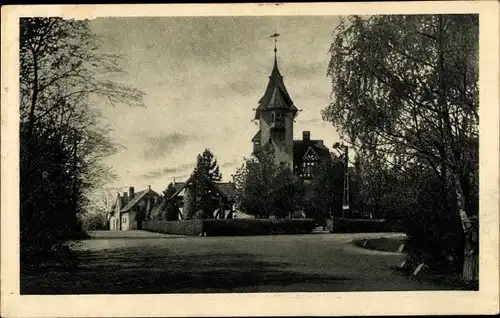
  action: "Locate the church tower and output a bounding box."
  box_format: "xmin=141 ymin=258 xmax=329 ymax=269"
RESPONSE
xmin=252 ymin=35 xmax=298 ymax=169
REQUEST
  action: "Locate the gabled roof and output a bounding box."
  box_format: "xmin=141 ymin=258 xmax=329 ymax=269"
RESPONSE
xmin=254 ymin=57 xmax=298 ymax=120
xmin=121 ymin=188 xmax=159 ymax=212
xmin=293 ymin=139 xmax=331 ymax=165
xmin=168 ymin=174 xmax=235 ymax=203
xmin=302 ymin=146 xmax=319 ymax=160
xmin=110 ymin=194 xmax=129 ymax=216
xmin=214 ymin=182 xmax=236 ymax=202
xmin=173 ymin=182 xmax=185 ymax=191
xmin=252 ymin=130 xmax=261 ymax=142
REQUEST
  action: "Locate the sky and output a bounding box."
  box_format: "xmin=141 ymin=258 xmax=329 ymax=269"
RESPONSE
xmin=89 ymin=16 xmax=342 ymax=193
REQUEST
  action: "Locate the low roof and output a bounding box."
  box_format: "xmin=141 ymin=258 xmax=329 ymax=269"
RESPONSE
xmin=169 ymin=174 xmax=235 ymax=203
xmin=214 ymin=182 xmax=236 ymax=202
xmin=293 ymin=139 xmax=331 ymax=165
xmin=252 ymin=130 xmax=261 ymax=142
xmin=121 ymin=188 xmax=159 ymax=212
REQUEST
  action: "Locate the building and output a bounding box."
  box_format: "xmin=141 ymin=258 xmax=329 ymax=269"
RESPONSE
xmin=293 ymin=131 xmax=332 ymax=180
xmin=169 ymin=174 xmax=236 ymax=219
xmin=109 ymin=186 xmax=160 ymax=230
xmin=252 ymin=43 xmax=331 ymax=179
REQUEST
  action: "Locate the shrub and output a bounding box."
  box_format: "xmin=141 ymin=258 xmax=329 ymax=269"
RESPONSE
xmin=143 ymin=219 xmax=316 ymax=236
xmin=403 ymin=208 xmax=465 ymax=272
xmin=203 ymin=219 xmax=316 ymax=236
xmin=291 ymin=211 xmax=305 ymax=219
xmin=330 ymin=218 xmax=388 ymax=233
xmin=194 ymin=210 xmax=205 ymax=219
xmin=143 ymin=220 xmax=204 ymax=236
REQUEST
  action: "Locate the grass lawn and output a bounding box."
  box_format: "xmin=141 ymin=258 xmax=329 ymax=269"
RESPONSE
xmin=20 ymin=232 xmax=467 ymax=294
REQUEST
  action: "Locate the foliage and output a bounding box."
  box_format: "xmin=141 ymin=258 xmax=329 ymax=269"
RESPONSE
xmin=143 ymin=220 xmax=204 ymax=236
xmin=163 ymin=183 xmax=180 ymax=221
xmin=304 ymin=155 xmax=344 ymax=220
xmin=202 ymin=219 xmax=317 ymax=236
xmin=20 ymin=17 xmax=144 ymax=254
xmin=234 ymin=144 xmax=302 ymax=218
xmin=324 ymin=15 xmax=479 ymax=272
xmin=80 ymin=188 xmax=116 ymax=230
xmin=196 ymin=149 xmax=222 ymax=182
xmin=184 ymin=149 xmax=223 ymax=219
xmin=80 ymin=211 xmax=108 ymax=231
xmin=353 ymin=150 xmax=395 ymax=218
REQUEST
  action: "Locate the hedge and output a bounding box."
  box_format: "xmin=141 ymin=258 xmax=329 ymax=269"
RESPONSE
xmin=329 ymin=218 xmax=405 ymax=233
xmin=203 ymin=219 xmax=316 ymax=236
xmin=143 ymin=220 xmax=203 ymax=236
xmin=143 ymin=219 xmax=316 ymax=236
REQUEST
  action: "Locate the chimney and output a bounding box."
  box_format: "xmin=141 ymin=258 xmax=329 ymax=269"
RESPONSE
xmin=129 ymin=186 xmax=135 ymax=199
xmin=303 ymin=131 xmax=310 ymax=141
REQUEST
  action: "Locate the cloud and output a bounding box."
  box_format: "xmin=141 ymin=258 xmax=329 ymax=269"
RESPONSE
xmin=212 ymin=78 xmax=256 ymax=97
xmin=140 ymin=163 xmax=195 ymax=180
xmin=298 ymin=118 xmax=321 ymax=125
xmin=221 ymin=158 xmax=241 ymax=168
xmin=141 ymin=133 xmax=195 ymax=159
xmin=286 ymin=61 xmax=328 ymax=79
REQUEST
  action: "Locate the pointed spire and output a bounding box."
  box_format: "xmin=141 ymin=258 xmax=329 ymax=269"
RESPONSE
xmin=270 ymin=31 xmax=280 ymax=70
xmin=253 ymin=31 xmax=298 ymax=120
xmin=274 ymin=46 xmax=278 ymax=68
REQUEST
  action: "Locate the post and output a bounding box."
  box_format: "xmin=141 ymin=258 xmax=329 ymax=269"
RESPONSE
xmin=342 ymin=145 xmax=349 ymax=218
xmin=72 ymin=134 xmax=78 ymax=232
xmin=219 ymin=197 xmax=223 ymax=219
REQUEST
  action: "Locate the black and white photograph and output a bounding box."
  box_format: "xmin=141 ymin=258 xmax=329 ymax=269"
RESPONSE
xmin=1 ymin=2 xmax=499 ymax=317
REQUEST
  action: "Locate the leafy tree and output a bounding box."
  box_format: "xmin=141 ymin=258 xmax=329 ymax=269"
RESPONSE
xmin=304 ymin=155 xmax=344 ymax=221
xmin=149 ymin=183 xmax=180 ymax=221
xmin=20 ymin=18 xmax=144 ymax=258
xmin=234 ymin=144 xmax=300 ymax=218
xmin=323 ymin=15 xmax=478 ymax=277
xmin=354 ymin=150 xmax=390 ymax=218
xmin=163 ymin=183 xmax=180 ymax=220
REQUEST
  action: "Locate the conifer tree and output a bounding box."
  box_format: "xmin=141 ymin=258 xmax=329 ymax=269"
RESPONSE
xmin=185 ymin=149 xmax=223 ymax=218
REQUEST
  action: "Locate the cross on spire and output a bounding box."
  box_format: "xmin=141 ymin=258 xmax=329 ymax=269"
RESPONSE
xmin=270 ymin=31 xmax=280 ymax=65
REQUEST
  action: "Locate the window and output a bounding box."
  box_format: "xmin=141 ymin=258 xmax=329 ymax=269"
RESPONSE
xmin=271 ymin=111 xmax=276 ymax=122
xmin=300 ymin=161 xmax=317 ymax=179
xmin=122 ymin=217 xmax=127 ymax=224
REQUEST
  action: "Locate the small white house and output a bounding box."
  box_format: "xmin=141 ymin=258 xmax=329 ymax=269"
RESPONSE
xmin=109 ymin=186 xmax=160 ymax=230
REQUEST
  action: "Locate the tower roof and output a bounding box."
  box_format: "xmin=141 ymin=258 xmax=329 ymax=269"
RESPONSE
xmin=254 ymin=54 xmax=298 ymax=120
